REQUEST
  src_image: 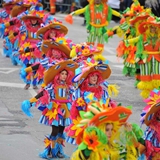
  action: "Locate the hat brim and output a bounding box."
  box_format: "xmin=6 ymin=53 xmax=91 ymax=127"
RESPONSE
xmin=37 ymin=23 xmax=68 ymax=37
xmin=130 ymin=15 xmax=150 ymax=25
xmin=72 ymin=64 xmax=111 ymax=86
xmin=89 ymin=106 xmax=132 ymax=126
xmin=21 ymin=15 xmax=42 ymax=21
xmin=11 ymin=3 xmax=43 ymax=17
xmin=139 ymin=21 xmax=160 ymax=34
xmin=44 ymin=60 xmax=78 ymax=85
xmin=144 ymin=102 xmax=160 ymax=126
xmin=41 ymin=40 xmax=71 ymax=58
xmin=2 ymin=2 xmax=16 ymax=7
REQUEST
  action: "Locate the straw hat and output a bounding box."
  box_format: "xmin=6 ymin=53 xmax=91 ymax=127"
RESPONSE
xmin=21 ymin=10 xmax=44 ymax=21
xmin=138 ymin=16 xmax=160 ymax=34
xmin=11 ymin=2 xmax=43 ymax=17
xmin=130 ymin=13 xmax=150 ymax=26
xmin=44 ymin=60 xmax=78 ymax=86
xmin=37 ymin=22 xmax=68 ymax=38
xmin=41 ymin=40 xmax=71 ymax=58
xmin=2 ymin=0 xmax=17 ymax=7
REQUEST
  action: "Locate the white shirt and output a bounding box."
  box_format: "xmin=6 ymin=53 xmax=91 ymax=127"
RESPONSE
xmin=107 ymin=0 xmax=120 ymax=9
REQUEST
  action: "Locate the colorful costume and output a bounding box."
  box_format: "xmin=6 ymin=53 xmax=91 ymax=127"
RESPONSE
xmin=71 ymin=101 xmax=144 ymax=160
xmin=66 ymin=59 xmax=119 ymax=144
xmin=140 ymin=88 xmax=160 ymax=159
xmin=65 ymin=0 xmax=122 ymax=51
xmin=135 ymin=16 xmax=160 ymax=98
xmin=21 ymin=60 xmax=78 ymax=159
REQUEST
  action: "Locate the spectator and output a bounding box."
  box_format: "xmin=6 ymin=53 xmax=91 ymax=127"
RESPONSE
xmin=107 ymin=0 xmax=121 ymax=23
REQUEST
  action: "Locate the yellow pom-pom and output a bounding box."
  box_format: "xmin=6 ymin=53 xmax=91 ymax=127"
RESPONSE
xmin=108 ymin=84 xmax=120 ymax=97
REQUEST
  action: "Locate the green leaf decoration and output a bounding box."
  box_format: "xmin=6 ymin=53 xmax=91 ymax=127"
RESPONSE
xmin=78 ymin=142 xmax=87 ymax=150
xmin=126 ymin=105 xmax=132 ymax=110
xmin=79 ymin=111 xmax=86 ymax=119
xmin=84 ymin=112 xmax=94 ymax=119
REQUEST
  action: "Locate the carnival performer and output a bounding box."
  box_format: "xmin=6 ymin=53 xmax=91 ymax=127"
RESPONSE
xmin=117 ymin=11 xmax=151 ymax=88
xmin=140 ymin=88 xmax=160 ymax=159
xmin=0 ymin=0 xmax=17 ymax=37
xmin=21 ymin=60 xmax=78 ymax=159
xmin=127 ymin=16 xmax=160 ymax=98
xmin=71 ymin=101 xmax=144 ymax=160
xmin=0 ymin=1 xmax=43 ymax=61
xmin=65 ymin=59 xmax=119 ymax=144
xmin=21 ymin=20 xmax=70 ymax=82
xmin=20 ymin=39 xmax=72 ymax=86
xmin=65 ymin=0 xmax=124 ymax=51
xmin=13 ymin=9 xmax=45 ymax=90
xmin=116 ymin=1 xmax=145 ymax=76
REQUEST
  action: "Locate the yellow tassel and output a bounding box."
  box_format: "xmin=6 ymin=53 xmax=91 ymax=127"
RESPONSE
xmin=108 ymin=84 xmax=120 ymax=97
xmin=29 ymin=97 xmax=38 ymax=103
xmin=94 ymin=54 xmax=106 ymax=62
xmin=25 ymin=66 xmax=33 ymax=73
xmin=140 ymin=90 xmax=150 ymax=99
xmin=70 ymin=47 xmax=76 ymax=58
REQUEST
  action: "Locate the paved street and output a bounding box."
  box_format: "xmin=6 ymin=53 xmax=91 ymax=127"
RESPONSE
xmin=0 ymin=13 xmax=145 ymax=160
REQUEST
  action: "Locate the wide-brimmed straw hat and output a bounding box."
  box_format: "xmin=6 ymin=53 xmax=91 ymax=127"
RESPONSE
xmin=44 ymin=60 xmax=78 ymax=86
xmin=21 ymin=10 xmax=44 ymax=21
xmin=41 ymin=40 xmax=71 ymax=58
xmin=11 ymin=2 xmax=43 ymax=17
xmin=37 ymin=22 xmax=68 ymax=38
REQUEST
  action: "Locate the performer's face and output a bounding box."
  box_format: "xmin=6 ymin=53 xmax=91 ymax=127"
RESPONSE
xmin=31 ymin=19 xmax=38 ymax=25
xmin=150 ymin=26 xmax=157 ymax=34
xmin=94 ymin=0 xmax=101 ymax=5
xmin=51 ymin=49 xmax=62 ymax=59
xmin=89 ymin=74 xmax=98 ymax=85
xmin=59 ymin=70 xmax=68 ymax=81
xmin=105 ymin=123 xmax=113 ymax=139
xmin=49 ymin=30 xmax=56 ymax=39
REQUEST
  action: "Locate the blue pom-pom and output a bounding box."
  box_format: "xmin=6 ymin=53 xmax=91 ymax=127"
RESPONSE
xmin=0 ymin=23 xmax=5 ymax=38
xmin=21 ymin=100 xmax=33 ymax=117
xmin=20 ymin=67 xmax=27 ymax=80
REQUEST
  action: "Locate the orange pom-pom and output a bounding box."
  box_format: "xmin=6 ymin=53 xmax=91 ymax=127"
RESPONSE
xmin=120 ymin=17 xmax=126 ymax=24
xmin=65 ymin=14 xmax=73 ymax=24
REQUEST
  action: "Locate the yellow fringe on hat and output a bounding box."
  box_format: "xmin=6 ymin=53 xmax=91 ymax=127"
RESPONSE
xmin=108 ymin=84 xmax=120 ymax=97
xmin=137 ymin=81 xmax=153 ymax=90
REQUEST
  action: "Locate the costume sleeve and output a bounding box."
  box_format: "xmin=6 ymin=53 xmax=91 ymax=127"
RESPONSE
xmin=71 ymin=7 xmax=86 ymax=15
xmin=112 ymin=9 xmax=121 ymax=17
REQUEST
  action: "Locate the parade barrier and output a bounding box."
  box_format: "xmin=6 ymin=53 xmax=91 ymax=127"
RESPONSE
xmin=42 ymin=0 xmax=82 ymax=14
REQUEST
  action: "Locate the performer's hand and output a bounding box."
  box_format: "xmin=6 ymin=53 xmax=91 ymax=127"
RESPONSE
xmin=124 ymin=122 xmax=132 ymax=132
